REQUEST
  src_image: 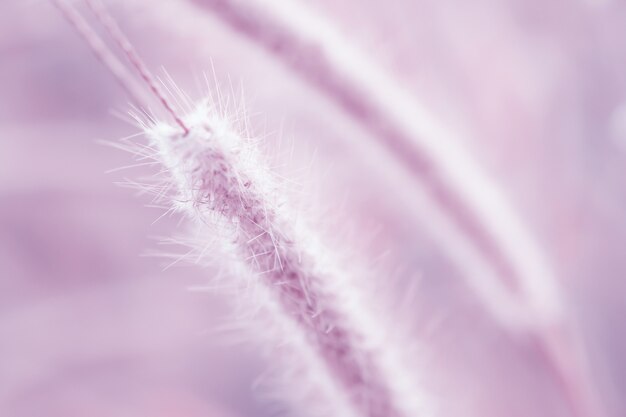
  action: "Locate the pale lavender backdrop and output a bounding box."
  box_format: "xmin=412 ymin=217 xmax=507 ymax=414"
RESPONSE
xmin=1 ymin=1 xmax=625 ymax=416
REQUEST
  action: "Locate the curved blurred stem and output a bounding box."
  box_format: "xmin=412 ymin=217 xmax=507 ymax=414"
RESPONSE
xmin=535 ymin=325 xmax=603 ymax=417
xmin=190 ymin=0 xmax=604 ymax=416
xmin=191 ymin=0 xmax=558 ymax=325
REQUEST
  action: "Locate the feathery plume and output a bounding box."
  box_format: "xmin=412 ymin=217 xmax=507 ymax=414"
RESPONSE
xmin=51 ymin=1 xmax=603 ymax=416
xmin=51 ymin=2 xmax=427 ymax=415
xmin=140 ymin=99 xmax=426 ymax=417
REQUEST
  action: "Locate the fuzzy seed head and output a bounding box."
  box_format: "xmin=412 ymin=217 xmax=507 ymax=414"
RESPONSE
xmin=143 ymin=101 xmax=426 ymax=417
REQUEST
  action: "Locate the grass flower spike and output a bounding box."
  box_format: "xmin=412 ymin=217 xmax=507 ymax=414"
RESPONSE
xmin=141 ymin=100 xmax=426 ymax=417
xmin=47 ymin=1 xmax=607 ymax=417
xmin=48 ymin=3 xmax=428 ymax=415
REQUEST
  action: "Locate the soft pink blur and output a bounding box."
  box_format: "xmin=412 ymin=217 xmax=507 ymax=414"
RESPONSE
xmin=1 ymin=1 xmax=625 ymax=416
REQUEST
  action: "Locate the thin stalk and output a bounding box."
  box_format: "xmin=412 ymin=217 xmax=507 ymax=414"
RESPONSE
xmin=51 ymin=0 xmax=149 ymax=108
xmin=84 ymin=0 xmax=189 ymax=135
